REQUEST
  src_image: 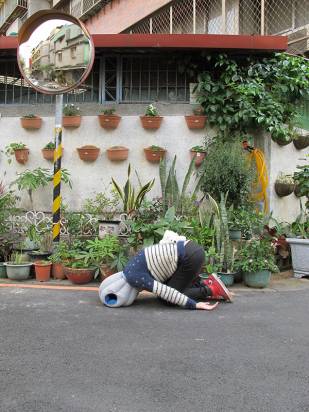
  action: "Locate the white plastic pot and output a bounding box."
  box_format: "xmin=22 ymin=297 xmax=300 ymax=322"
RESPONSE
xmin=286 ymin=238 xmax=309 ymax=278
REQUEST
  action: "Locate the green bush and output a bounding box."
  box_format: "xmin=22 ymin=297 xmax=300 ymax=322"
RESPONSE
xmin=199 ymin=140 xmax=254 ymax=207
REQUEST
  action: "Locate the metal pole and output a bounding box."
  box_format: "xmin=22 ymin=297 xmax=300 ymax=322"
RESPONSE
xmin=52 ymin=94 xmax=63 ymax=243
xmin=222 ymin=0 xmax=226 ymax=34
xmin=261 ymin=0 xmax=265 ymax=35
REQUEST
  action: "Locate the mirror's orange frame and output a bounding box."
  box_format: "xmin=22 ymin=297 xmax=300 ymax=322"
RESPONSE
xmin=17 ymin=9 xmax=95 ymax=95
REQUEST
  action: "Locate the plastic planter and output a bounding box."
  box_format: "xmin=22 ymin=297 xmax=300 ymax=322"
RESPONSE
xmin=63 ymin=115 xmax=81 ymax=128
xmin=4 ymin=262 xmax=32 ymax=280
xmin=185 ymin=115 xmax=207 ymax=129
xmin=63 ymin=266 xmax=95 ymax=284
xmin=106 ymin=146 xmax=129 ymax=161
xmin=217 ymin=272 xmax=235 ymax=287
xmin=243 ymin=270 xmax=271 ymax=288
xmin=229 ymin=229 xmax=242 ymax=240
xmin=144 ymin=147 xmax=166 ymax=163
xmin=98 ymin=114 xmax=121 ymax=129
xmin=190 ymin=150 xmax=206 ymax=167
xmin=34 ymin=261 xmax=51 ymax=282
xmin=287 ymin=238 xmax=309 ymax=278
xmin=77 ymin=145 xmax=100 ymax=162
xmin=140 ymin=116 xmax=163 ymax=130
xmin=0 ymin=262 xmax=7 ymax=278
xmin=14 ymin=148 xmax=29 ymax=164
xmin=21 ymin=116 xmax=42 ymax=129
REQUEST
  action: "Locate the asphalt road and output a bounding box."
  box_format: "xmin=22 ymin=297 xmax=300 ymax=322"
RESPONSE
xmin=0 ymin=286 xmax=309 ymax=412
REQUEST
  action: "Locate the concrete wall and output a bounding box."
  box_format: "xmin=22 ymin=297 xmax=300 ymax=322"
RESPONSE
xmin=0 ymin=106 xmax=207 ymax=212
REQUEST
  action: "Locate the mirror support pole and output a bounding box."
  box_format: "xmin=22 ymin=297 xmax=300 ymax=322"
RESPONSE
xmin=52 ymin=94 xmax=63 ymax=244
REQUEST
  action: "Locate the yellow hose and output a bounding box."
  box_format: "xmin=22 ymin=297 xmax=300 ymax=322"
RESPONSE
xmin=248 ymin=148 xmax=269 ymax=213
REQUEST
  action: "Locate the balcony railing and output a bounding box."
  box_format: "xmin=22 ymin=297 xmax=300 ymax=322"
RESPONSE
xmin=0 ymin=0 xmax=27 ymax=34
xmin=56 ymin=0 xmax=112 ymax=21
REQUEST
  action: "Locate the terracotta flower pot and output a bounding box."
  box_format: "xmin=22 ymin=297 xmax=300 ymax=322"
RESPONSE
xmin=293 ymin=134 xmax=309 ymax=150
xmin=63 ymin=115 xmax=81 ymax=128
xmin=98 ymin=114 xmax=121 ymax=129
xmin=14 ymin=148 xmax=29 ymax=164
xmin=185 ymin=115 xmax=207 ymax=129
xmin=140 ymin=116 xmax=163 ymax=130
xmin=21 ymin=116 xmax=42 ymax=129
xmin=52 ymin=262 xmax=66 ymax=279
xmin=42 ymin=148 xmax=64 ymax=161
xmin=107 ymin=146 xmax=129 ymax=161
xmin=77 ymin=145 xmax=100 ymax=162
xmin=275 ymin=182 xmax=295 ymax=197
xmin=63 ymin=266 xmax=95 ymax=284
xmin=190 ymin=150 xmax=206 ymax=167
xmin=100 ymin=264 xmax=116 ymax=281
xmin=34 ymin=261 xmax=51 ymax=282
xmin=144 ymin=147 xmax=166 ymax=163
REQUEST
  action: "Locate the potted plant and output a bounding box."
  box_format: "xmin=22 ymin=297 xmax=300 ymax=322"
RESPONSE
xmin=42 ymin=142 xmax=56 ymax=161
xmin=106 ymin=146 xmax=129 ymax=161
xmin=228 ymin=208 xmax=243 ymax=240
xmin=144 ymin=145 xmax=166 ymax=163
xmin=236 ymin=238 xmax=279 ymax=288
xmin=34 ymin=260 xmax=52 ymax=282
xmin=20 ymin=114 xmax=42 ymax=130
xmin=98 ymin=107 xmax=121 ymax=129
xmin=293 ymin=159 xmax=309 ymax=203
xmin=293 ymin=133 xmax=309 ymax=150
xmin=274 ymin=173 xmax=295 ymax=197
xmin=77 ymin=145 xmax=100 ymax=162
xmin=140 ymin=104 xmax=163 ymax=130
xmin=287 ymin=216 xmax=309 ymax=278
xmin=185 ymin=107 xmax=207 ymax=129
xmin=48 ymin=241 xmax=68 ymax=280
xmin=27 ymin=232 xmax=53 ymax=262
xmin=62 ymin=104 xmax=81 ymax=128
xmin=62 ymin=240 xmax=97 ymax=284
xmin=4 ymin=251 xmax=33 ymax=280
xmin=5 ymin=143 xmax=29 ymax=164
xmin=190 ymin=145 xmax=207 ymax=167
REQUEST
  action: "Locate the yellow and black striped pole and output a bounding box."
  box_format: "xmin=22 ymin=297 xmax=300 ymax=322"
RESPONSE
xmin=52 ymin=94 xmax=63 ymax=243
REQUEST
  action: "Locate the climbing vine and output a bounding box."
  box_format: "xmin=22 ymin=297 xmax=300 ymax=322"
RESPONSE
xmin=195 ymin=53 xmax=309 ymax=141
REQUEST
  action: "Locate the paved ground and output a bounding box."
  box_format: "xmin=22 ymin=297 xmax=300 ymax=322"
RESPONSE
xmin=0 ymin=280 xmax=309 ymax=412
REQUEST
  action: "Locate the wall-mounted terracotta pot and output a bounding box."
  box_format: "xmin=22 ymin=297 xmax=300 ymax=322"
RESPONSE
xmin=140 ymin=116 xmax=163 ymax=130
xmin=144 ymin=147 xmax=166 ymax=163
xmin=107 ymin=146 xmax=129 ymax=161
xmin=63 ymin=115 xmax=81 ymax=128
xmin=77 ymin=145 xmax=100 ymax=162
xmin=14 ymin=148 xmax=29 ymax=164
xmin=20 ymin=116 xmax=42 ymax=129
xmin=42 ymin=148 xmax=64 ymax=161
xmin=98 ymin=114 xmax=121 ymax=129
xmin=185 ymin=115 xmax=207 ymax=129
xmin=190 ymin=150 xmax=206 ymax=167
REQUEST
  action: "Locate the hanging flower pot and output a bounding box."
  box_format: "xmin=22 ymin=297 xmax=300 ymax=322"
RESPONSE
xmin=14 ymin=148 xmax=30 ymax=164
xmin=293 ymin=134 xmax=309 ymax=150
xmin=107 ymin=146 xmax=129 ymax=161
xmin=185 ymin=115 xmax=207 ymax=129
xmin=271 ymin=135 xmax=292 ymax=146
xmin=140 ymin=104 xmax=162 ymax=130
xmin=144 ymin=146 xmax=166 ymax=163
xmin=98 ymin=108 xmax=121 ymax=129
xmin=190 ymin=146 xmax=207 ymax=167
xmin=77 ymin=145 xmax=100 ymax=162
xmin=20 ymin=115 xmax=42 ymax=130
xmin=275 ymin=182 xmax=295 ymax=197
xmin=34 ymin=261 xmax=51 ymax=282
xmin=63 ymin=115 xmax=81 ymax=128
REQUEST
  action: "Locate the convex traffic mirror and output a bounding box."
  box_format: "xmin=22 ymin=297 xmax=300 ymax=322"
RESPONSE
xmin=17 ymin=10 xmax=94 ymax=95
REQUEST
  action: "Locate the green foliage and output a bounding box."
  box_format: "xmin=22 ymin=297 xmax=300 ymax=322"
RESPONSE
xmin=22 ymin=114 xmax=37 ymax=119
xmin=191 ymin=145 xmax=206 ymax=152
xmin=196 ymin=53 xmax=309 ymax=141
xmin=145 ymin=104 xmax=159 ymax=116
xmin=10 ymin=168 xmax=72 ymax=207
xmin=236 ymin=239 xmax=279 ymax=273
xmin=63 ymin=104 xmax=80 ymax=116
xmin=101 ymin=107 xmax=116 ymax=115
xmin=228 ymin=206 xmax=265 ymax=238
xmin=289 ymin=211 xmax=309 ymax=239
xmin=83 ymin=191 xmax=120 ymax=220
xmin=159 ymin=155 xmax=200 ymax=214
xmin=5 ymin=143 xmax=27 ymax=163
xmin=276 ymin=172 xmax=294 ymax=185
xmin=112 ymin=164 xmax=155 ymax=215
xmin=293 ymin=155 xmax=309 ymax=208
xmin=132 ymin=198 xmax=164 ymax=224
xmin=148 ymin=145 xmax=164 ymax=151
xmin=9 ymin=251 xmax=29 ymax=264
xmin=0 ymin=180 xmax=17 ymax=234
xmin=199 ymin=140 xmax=253 ymax=207
xmin=43 ymin=141 xmax=55 ymax=150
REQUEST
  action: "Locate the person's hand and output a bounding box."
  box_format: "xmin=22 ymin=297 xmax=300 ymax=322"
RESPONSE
xmin=196 ymin=302 xmax=219 ymax=311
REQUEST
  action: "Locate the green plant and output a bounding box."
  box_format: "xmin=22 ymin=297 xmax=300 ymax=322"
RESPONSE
xmin=191 ymin=145 xmax=206 ymax=152
xmin=5 ymin=143 xmax=27 ymax=164
xmin=83 ymin=191 xmax=120 ymax=220
xmin=10 ymin=168 xmax=72 ymax=208
xmin=22 ymin=114 xmax=37 ymax=119
xmin=236 ymin=238 xmax=279 ymax=273
xmin=63 ymin=104 xmax=80 ymax=116
xmin=199 ymin=140 xmax=254 ymax=207
xmin=159 ymin=155 xmax=200 ymax=214
xmin=193 ymin=106 xmax=205 ymax=116
xmin=112 ymin=164 xmax=155 ymax=215
xmin=145 ymin=104 xmax=159 ymax=116
xmin=43 ymin=142 xmax=55 ymax=150
xmin=293 ymin=156 xmax=309 ymax=208
xmin=275 ymin=172 xmax=294 ymax=185
xmin=289 ymin=210 xmax=309 ymax=239
xmin=10 ymin=251 xmax=28 ymax=265
xmin=148 ymin=145 xmax=164 ymax=151
xmin=101 ymin=107 xmax=116 ymax=115
xmin=195 ymin=53 xmax=309 ymax=142
xmin=0 ymin=180 xmax=18 ymax=234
